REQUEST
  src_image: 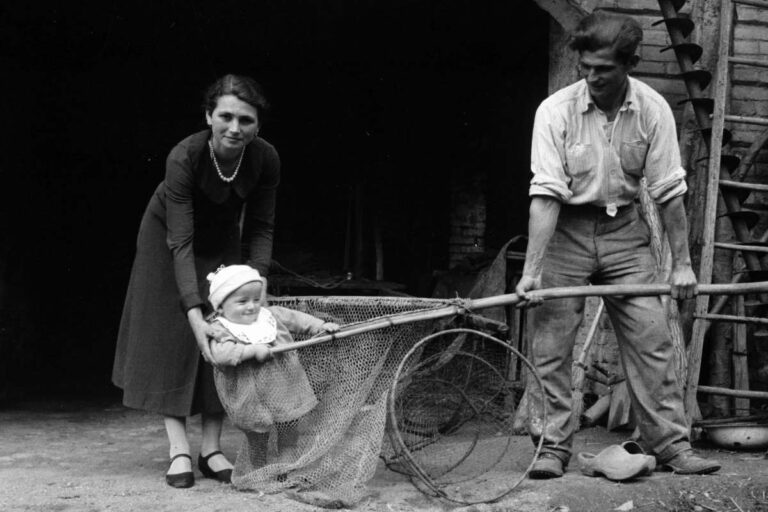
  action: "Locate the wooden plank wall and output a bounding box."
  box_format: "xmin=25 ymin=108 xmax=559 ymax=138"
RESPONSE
xmin=731 ymin=3 xmax=768 ymax=191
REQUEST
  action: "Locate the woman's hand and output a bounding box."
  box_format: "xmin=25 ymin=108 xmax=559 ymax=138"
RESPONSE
xmin=187 ymin=307 xmax=217 ymax=363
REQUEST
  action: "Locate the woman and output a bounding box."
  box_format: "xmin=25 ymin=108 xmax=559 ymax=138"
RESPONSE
xmin=112 ymin=74 xmax=280 ymax=488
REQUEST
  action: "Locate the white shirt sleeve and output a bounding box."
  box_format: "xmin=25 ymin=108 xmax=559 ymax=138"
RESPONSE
xmin=529 ymin=101 xmax=573 ymax=202
xmin=644 ymin=100 xmax=688 ymax=203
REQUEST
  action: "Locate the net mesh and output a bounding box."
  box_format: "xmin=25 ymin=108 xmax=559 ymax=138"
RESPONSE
xmin=213 ymin=296 xmax=444 ymax=507
xmin=213 ymin=297 xmax=539 ymax=507
xmin=385 ymin=328 xmax=541 ymax=504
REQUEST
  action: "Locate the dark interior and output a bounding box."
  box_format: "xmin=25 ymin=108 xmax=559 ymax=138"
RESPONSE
xmin=0 ymin=0 xmax=550 ymax=401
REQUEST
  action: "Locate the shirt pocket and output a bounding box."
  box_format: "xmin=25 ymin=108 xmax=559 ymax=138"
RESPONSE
xmin=620 ymin=141 xmax=648 ymax=177
xmin=565 ymin=143 xmax=595 ymax=177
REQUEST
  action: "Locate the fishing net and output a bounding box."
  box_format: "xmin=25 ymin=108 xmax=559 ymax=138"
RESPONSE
xmin=213 ymin=296 xmax=541 ymax=508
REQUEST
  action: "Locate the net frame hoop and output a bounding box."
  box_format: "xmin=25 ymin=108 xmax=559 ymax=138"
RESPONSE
xmin=395 ymin=361 xmax=509 ymax=484
xmin=394 ymin=348 xmax=517 ymax=478
xmin=387 ymin=327 xmax=547 ymax=505
xmin=398 ymin=351 xmax=510 ymax=485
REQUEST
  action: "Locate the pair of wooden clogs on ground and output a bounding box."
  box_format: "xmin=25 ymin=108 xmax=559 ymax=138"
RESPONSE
xmin=577 ymin=441 xmax=656 ymax=481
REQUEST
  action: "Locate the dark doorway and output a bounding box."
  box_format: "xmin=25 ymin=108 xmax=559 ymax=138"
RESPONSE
xmin=0 ymin=0 xmax=549 ymax=401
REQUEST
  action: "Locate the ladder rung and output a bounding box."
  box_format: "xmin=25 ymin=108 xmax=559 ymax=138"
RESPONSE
xmin=715 ymin=241 xmax=768 ymax=253
xmin=695 ymin=313 xmax=768 ymax=325
xmin=725 ymin=114 xmax=768 ymax=126
xmin=734 ymin=0 xmax=768 ymax=8
xmin=697 ymin=385 xmax=768 ymax=400
xmin=720 ymin=180 xmax=768 ymax=192
xmin=729 ymin=56 xmax=768 ymax=69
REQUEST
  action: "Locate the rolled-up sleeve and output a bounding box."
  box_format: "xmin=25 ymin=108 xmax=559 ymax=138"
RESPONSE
xmin=530 ymin=102 xmax=572 ymax=202
xmin=644 ymin=101 xmax=687 ymax=204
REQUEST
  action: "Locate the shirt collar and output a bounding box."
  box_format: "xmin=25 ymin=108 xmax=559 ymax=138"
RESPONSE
xmin=579 ymin=77 xmax=639 ymax=114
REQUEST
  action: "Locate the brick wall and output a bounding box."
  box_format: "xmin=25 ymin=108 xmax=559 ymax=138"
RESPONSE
xmin=448 ymin=171 xmax=487 ymax=269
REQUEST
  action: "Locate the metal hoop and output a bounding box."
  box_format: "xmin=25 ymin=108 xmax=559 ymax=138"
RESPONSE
xmin=387 ymin=328 xmax=547 ymax=505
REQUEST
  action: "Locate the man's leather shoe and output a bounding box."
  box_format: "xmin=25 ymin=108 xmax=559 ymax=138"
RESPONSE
xmin=660 ymin=450 xmax=721 ymax=475
xmin=529 ymin=453 xmax=564 ymax=479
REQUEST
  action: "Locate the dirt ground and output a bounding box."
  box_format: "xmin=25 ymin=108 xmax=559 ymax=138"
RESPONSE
xmin=1 ymin=400 xmax=767 ymax=512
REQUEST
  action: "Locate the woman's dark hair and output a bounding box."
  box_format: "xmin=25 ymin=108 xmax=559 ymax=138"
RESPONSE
xmin=568 ymin=11 xmax=643 ymax=65
xmin=203 ymin=74 xmax=270 ymax=117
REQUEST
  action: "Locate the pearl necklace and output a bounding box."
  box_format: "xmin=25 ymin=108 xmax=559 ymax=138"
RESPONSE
xmin=208 ymin=139 xmax=245 ymax=183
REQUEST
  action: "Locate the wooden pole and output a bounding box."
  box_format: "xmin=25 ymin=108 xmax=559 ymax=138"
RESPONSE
xmin=571 ymin=300 xmax=604 ymax=429
xmin=733 ymin=294 xmax=750 ymax=415
xmin=639 ymin=184 xmax=688 ymax=386
xmin=270 ymin=281 xmax=768 ymax=354
xmin=683 ymin=0 xmax=735 ymax=421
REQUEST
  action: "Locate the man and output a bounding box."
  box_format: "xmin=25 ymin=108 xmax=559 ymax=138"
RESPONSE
xmin=515 ymin=10 xmax=720 ymax=478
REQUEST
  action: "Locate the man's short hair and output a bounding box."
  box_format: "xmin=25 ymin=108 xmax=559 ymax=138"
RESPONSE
xmin=568 ymin=10 xmax=643 ymax=64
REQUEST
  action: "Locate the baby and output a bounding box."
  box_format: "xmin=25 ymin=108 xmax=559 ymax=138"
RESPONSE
xmin=206 ymin=265 xmax=339 ymax=467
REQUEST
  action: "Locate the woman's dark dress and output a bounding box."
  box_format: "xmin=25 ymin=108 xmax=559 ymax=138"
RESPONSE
xmin=112 ymin=130 xmax=280 ymax=417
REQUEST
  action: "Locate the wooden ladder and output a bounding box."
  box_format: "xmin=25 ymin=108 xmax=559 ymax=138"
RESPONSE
xmin=656 ymin=0 xmax=768 ymax=420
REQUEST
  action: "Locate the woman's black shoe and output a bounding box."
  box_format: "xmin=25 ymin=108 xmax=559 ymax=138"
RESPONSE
xmin=199 ymin=450 xmax=233 ymax=483
xmin=166 ymin=453 xmax=194 ymax=488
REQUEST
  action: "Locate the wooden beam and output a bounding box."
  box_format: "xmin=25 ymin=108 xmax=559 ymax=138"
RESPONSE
xmin=684 ymin=0 xmax=734 ymax=423
xmin=531 ymin=0 xmax=588 ymax=32
xmin=733 ymin=296 xmax=750 ymax=415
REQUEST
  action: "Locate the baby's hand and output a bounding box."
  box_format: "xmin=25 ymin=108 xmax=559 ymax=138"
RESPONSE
xmin=253 ymin=344 xmax=273 ymax=363
xmin=322 ymin=322 xmax=341 ymax=333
